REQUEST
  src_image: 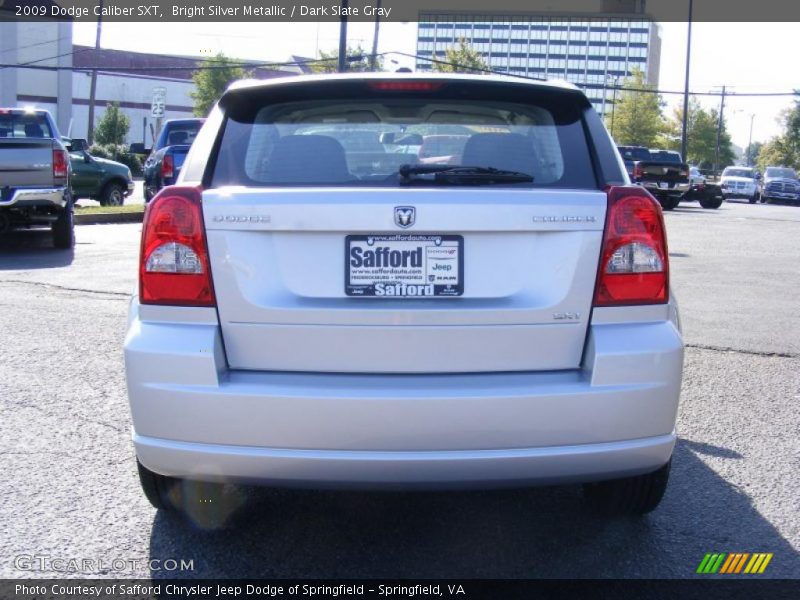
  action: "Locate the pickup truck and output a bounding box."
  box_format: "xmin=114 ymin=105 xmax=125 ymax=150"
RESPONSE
xmin=0 ymin=108 xmax=74 ymax=248
xmin=630 ymin=150 xmax=691 ymax=211
xmin=66 ymin=138 xmax=135 ymax=206
xmin=761 ymin=166 xmax=800 ymax=205
xmin=133 ymin=118 xmax=204 ymax=202
xmin=616 ymin=145 xmax=651 ymax=178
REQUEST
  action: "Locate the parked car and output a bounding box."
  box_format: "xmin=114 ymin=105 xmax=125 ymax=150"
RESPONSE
xmin=616 ymin=145 xmax=651 ymax=178
xmin=761 ymin=166 xmax=800 ymax=205
xmin=689 ymin=166 xmax=706 ymax=185
xmin=719 ymin=166 xmax=760 ymax=203
xmin=0 ymin=108 xmax=73 ymax=248
xmin=133 ymin=118 xmax=204 ymax=202
xmin=125 ymin=74 xmax=683 ymax=519
xmin=66 ymin=138 xmax=134 ymax=206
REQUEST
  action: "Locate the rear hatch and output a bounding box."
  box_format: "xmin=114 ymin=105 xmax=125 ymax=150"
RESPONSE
xmin=202 ymin=78 xmax=607 ymax=374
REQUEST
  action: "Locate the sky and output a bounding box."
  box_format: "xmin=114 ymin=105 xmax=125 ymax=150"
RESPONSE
xmin=73 ymin=21 xmax=800 ymax=150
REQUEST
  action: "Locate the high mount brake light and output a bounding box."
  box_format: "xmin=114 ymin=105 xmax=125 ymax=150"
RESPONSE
xmin=593 ymin=186 xmax=668 ymax=307
xmin=368 ymin=81 xmax=444 ymax=91
xmin=139 ymin=186 xmax=215 ymax=306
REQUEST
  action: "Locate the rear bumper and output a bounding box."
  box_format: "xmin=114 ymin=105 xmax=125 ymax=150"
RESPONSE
xmin=124 ymin=301 xmax=684 ymax=489
xmin=134 ymin=432 xmax=676 ymax=489
xmin=0 ymin=186 xmax=68 ymax=208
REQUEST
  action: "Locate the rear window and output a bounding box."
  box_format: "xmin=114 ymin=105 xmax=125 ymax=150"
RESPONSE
xmin=617 ymin=146 xmax=650 ymax=162
xmin=649 ymin=151 xmax=681 ymax=163
xmin=162 ymin=122 xmax=202 ymax=147
xmin=211 ymin=83 xmax=597 ymax=189
xmin=0 ymin=112 xmax=53 ymax=139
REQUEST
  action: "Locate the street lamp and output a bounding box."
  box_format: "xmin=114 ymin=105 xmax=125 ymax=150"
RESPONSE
xmin=747 ymin=113 xmax=756 ymax=166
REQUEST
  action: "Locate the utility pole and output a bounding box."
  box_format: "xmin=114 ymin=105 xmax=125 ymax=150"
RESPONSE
xmin=86 ymin=0 xmax=103 ymax=144
xmin=714 ymin=85 xmax=726 ymax=173
xmin=680 ymin=0 xmax=693 ymax=161
xmin=370 ymin=0 xmax=381 ymax=71
xmin=747 ymin=113 xmax=755 ymax=166
xmin=337 ymin=0 xmax=348 ymax=73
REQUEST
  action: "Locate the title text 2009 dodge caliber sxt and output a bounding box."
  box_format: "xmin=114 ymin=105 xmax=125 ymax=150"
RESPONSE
xmin=124 ymin=74 xmax=683 ymax=517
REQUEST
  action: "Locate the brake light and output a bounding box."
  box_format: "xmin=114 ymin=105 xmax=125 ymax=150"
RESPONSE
xmin=593 ymin=186 xmax=668 ymax=307
xmin=632 ymin=163 xmax=644 ymax=180
xmin=368 ymin=81 xmax=444 ymax=91
xmin=139 ymin=186 xmax=215 ymax=306
xmin=53 ymin=149 xmax=68 ymax=178
xmin=161 ymin=154 xmax=174 ymax=180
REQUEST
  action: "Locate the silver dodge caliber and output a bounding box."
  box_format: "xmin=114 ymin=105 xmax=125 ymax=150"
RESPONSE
xmin=124 ymin=74 xmax=683 ymax=517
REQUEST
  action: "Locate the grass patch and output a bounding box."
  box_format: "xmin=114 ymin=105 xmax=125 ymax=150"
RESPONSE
xmin=75 ymin=204 xmax=145 ymax=215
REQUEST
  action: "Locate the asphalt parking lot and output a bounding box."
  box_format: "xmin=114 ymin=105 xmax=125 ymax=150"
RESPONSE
xmin=0 ymin=200 xmax=798 ymax=579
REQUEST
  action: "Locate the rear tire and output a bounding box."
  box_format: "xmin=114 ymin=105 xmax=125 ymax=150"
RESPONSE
xmin=51 ymin=201 xmax=74 ymax=249
xmin=699 ymin=197 xmax=723 ymax=209
xmin=659 ymin=196 xmax=678 ymax=211
xmin=583 ymin=460 xmax=671 ymax=515
xmin=137 ymin=459 xmax=177 ymax=510
xmin=101 ymin=183 xmax=125 ymax=207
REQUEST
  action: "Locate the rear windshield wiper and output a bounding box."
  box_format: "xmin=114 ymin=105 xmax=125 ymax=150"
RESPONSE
xmin=398 ymin=164 xmax=534 ymax=185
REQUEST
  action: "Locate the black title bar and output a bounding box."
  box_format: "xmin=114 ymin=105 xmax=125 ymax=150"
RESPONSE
xmin=2 ymin=0 xmax=800 ymax=22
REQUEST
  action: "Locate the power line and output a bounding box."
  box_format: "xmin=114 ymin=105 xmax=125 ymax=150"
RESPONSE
xmin=399 ymin=52 xmax=800 ymax=98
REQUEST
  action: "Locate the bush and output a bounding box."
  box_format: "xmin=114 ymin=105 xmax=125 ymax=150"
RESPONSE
xmin=88 ymin=143 xmax=143 ymax=177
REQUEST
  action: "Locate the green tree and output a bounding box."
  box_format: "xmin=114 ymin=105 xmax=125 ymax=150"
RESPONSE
xmin=94 ymin=102 xmax=130 ymax=146
xmin=309 ymin=44 xmax=381 ymax=73
xmin=744 ymin=141 xmax=763 ymax=167
xmin=191 ymin=53 xmax=247 ymax=116
xmin=606 ymin=69 xmax=664 ymax=147
xmin=432 ymin=39 xmax=489 ymax=74
xmin=662 ymin=99 xmax=735 ymax=169
xmin=756 ymin=98 xmax=800 ymax=171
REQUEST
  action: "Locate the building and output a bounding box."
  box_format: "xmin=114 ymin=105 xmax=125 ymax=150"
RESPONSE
xmin=415 ymin=13 xmax=661 ymax=117
xmin=0 ymin=19 xmax=295 ymax=145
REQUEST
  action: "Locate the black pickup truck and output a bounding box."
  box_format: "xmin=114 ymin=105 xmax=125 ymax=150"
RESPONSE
xmin=620 ymin=147 xmax=723 ymax=210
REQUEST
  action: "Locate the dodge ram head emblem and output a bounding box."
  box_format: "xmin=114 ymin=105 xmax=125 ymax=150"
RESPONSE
xmin=394 ymin=206 xmax=415 ymax=228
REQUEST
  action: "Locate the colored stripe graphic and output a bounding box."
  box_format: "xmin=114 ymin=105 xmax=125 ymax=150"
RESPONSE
xmin=698 ymin=553 xmax=773 ymax=574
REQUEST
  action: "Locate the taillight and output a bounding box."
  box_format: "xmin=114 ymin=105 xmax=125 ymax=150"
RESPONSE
xmin=139 ymin=186 xmax=215 ymax=306
xmin=53 ymin=149 xmax=68 ymax=178
xmin=593 ymin=186 xmax=668 ymax=307
xmin=161 ymin=154 xmax=174 ymax=180
xmin=632 ymin=163 xmax=644 ymax=180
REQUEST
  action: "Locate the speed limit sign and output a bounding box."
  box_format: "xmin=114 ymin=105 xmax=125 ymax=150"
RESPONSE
xmin=151 ymin=87 xmax=167 ymax=118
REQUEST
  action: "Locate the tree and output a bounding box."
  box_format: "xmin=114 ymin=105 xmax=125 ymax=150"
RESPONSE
xmin=309 ymin=44 xmax=381 ymax=73
xmin=191 ymin=53 xmax=247 ymax=117
xmin=756 ymin=98 xmax=800 ymax=171
xmin=605 ymin=69 xmax=664 ymax=147
xmin=94 ymin=102 xmax=130 ymax=146
xmin=432 ymin=39 xmax=489 ymax=74
xmin=744 ymin=141 xmax=763 ymax=167
xmin=661 ymin=98 xmax=735 ymax=169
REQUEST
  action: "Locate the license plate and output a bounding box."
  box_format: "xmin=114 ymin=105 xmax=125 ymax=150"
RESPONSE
xmin=345 ymin=234 xmax=463 ymax=297
xmin=658 ymin=182 xmax=669 ymax=189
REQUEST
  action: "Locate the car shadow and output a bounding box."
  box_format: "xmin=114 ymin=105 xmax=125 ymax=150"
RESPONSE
xmin=148 ymin=439 xmax=799 ymax=578
xmin=0 ymin=230 xmax=74 ymax=269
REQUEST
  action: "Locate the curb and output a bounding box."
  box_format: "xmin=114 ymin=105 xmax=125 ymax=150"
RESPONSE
xmin=75 ymin=211 xmax=144 ymax=225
